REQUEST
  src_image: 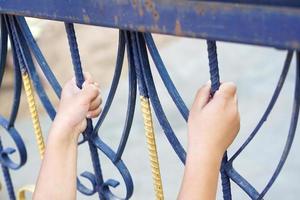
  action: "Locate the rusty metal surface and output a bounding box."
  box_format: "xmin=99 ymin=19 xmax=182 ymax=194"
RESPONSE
xmin=0 ymin=0 xmax=300 ymax=49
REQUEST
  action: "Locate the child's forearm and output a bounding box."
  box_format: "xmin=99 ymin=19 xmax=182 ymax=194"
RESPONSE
xmin=33 ymin=74 xmax=101 ymax=200
xmin=33 ymin=122 xmax=79 ymax=200
xmin=178 ymin=147 xmax=222 ymax=200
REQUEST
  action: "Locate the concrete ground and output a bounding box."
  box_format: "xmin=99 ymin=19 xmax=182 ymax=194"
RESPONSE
xmin=0 ymin=36 xmax=299 ymax=199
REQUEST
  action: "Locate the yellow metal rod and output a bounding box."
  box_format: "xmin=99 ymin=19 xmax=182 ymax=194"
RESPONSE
xmin=22 ymin=72 xmax=45 ymax=159
xmin=17 ymin=73 xmax=45 ymax=200
xmin=140 ymin=96 xmax=164 ymax=200
xmin=17 ymin=185 xmax=35 ymax=200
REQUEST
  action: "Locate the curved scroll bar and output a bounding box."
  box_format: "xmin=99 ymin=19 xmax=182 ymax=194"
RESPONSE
xmin=94 ymin=31 xmax=125 ymax=134
xmin=2 ymin=15 xmax=22 ymax=128
xmin=5 ymin=19 xmax=22 ymax=128
xmin=136 ymin=35 xmax=186 ymax=164
xmin=93 ymin=136 xmax=133 ymax=200
xmin=144 ymin=33 xmax=189 ymax=121
xmin=225 ymin=164 xmax=260 ymax=199
xmin=64 ymin=22 xmax=104 ymax=198
xmin=207 ymin=40 xmax=232 ymax=200
xmin=76 ymin=171 xmax=97 ymax=196
xmin=114 ymin=37 xmax=137 ymax=162
xmin=8 ymin=49 xmax=22 ymax=127
xmin=0 ymin=15 xmax=8 ymax=89
xmin=0 ymin=116 xmax=27 ymax=170
xmin=1 ymin=158 xmax=16 ymax=200
xmin=230 ymin=51 xmax=293 ymax=161
xmin=9 ymin=16 xmax=47 ymax=158
xmin=258 ymin=52 xmax=300 ymax=198
xmin=225 ymin=51 xmax=298 ymax=199
xmin=16 ymin=16 xmax=62 ymax=98
xmin=6 ymin=16 xmax=56 ymax=120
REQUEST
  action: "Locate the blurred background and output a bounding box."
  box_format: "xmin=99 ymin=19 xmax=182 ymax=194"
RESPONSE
xmin=0 ymin=18 xmax=299 ymax=199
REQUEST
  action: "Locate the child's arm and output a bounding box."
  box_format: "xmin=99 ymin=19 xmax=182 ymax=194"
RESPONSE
xmin=178 ymin=82 xmax=240 ymax=200
xmin=33 ymin=74 xmax=102 ymax=200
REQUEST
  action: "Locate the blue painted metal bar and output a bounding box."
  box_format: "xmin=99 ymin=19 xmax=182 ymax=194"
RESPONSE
xmin=0 ymin=1 xmax=300 ymax=49
xmin=207 ymin=40 xmax=232 ymax=200
xmin=64 ymin=23 xmax=105 ymax=199
xmin=230 ymin=51 xmax=293 ymax=162
xmin=144 ymin=33 xmax=189 ymax=121
xmin=16 ymin=17 xmax=62 ymax=98
xmin=0 ymin=15 xmax=7 ymax=89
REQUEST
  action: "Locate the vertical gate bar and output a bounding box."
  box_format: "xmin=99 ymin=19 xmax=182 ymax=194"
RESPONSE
xmin=207 ymin=40 xmax=232 ymax=200
xmin=64 ymin=22 xmax=104 ymax=199
xmin=126 ymin=31 xmax=164 ymax=199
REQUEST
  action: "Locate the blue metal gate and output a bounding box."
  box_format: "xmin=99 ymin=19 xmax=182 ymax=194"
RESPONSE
xmin=0 ymin=1 xmax=299 ymax=199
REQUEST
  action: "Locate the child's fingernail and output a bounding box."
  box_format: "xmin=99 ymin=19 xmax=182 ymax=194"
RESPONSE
xmin=86 ymin=113 xmax=91 ymax=118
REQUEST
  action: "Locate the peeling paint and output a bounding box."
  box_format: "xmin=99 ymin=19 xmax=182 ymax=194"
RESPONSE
xmin=114 ymin=15 xmax=119 ymax=25
xmin=137 ymin=25 xmax=145 ymax=32
xmin=1 ymin=1 xmax=300 ymax=50
xmin=83 ymin=14 xmax=90 ymax=23
xmin=145 ymin=0 xmax=159 ymax=20
xmin=175 ymin=20 xmax=182 ymax=36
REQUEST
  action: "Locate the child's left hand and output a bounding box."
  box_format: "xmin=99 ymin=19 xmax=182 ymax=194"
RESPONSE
xmin=54 ymin=73 xmax=102 ymax=139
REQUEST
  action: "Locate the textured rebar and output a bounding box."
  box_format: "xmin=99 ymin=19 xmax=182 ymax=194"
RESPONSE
xmin=140 ymin=96 xmax=164 ymax=200
xmin=22 ymin=72 xmax=45 ymax=159
xmin=207 ymin=40 xmax=232 ymax=200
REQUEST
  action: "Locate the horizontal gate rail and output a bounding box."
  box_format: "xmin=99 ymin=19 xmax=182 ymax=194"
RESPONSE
xmin=0 ymin=0 xmax=300 ymax=50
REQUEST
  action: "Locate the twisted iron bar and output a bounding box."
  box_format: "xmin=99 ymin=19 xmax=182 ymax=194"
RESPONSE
xmin=207 ymin=40 xmax=232 ymax=200
xmin=127 ymin=31 xmax=164 ymax=199
xmin=65 ymin=24 xmax=135 ymax=199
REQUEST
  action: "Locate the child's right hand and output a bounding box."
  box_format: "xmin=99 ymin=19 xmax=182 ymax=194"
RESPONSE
xmin=53 ymin=73 xmax=102 ymax=141
xmin=187 ymin=82 xmax=240 ymax=158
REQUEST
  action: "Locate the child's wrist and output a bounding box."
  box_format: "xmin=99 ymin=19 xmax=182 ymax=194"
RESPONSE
xmin=187 ymin=143 xmax=224 ymax=163
xmin=50 ymin=115 xmax=81 ymax=144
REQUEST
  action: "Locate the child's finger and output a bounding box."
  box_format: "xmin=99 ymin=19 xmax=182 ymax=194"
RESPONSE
xmin=81 ymin=82 xmax=99 ymax=103
xmin=87 ymin=106 xmax=102 ymax=118
xmin=192 ymin=83 xmax=211 ymax=109
xmin=216 ymin=82 xmax=237 ymax=100
xmin=89 ymin=95 xmax=102 ymax=111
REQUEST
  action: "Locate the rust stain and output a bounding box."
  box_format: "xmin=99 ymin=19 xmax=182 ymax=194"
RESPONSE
xmin=195 ymin=4 xmax=205 ymax=15
xmin=132 ymin=0 xmax=144 ymax=17
xmin=150 ymin=24 xmax=161 ymax=33
xmin=162 ymin=26 xmax=166 ymax=33
xmin=145 ymin=0 xmax=159 ymax=21
xmin=175 ymin=20 xmax=183 ymax=36
xmin=83 ymin=14 xmax=90 ymax=23
xmin=138 ymin=1 xmax=144 ymax=16
xmin=114 ymin=15 xmax=119 ymax=25
xmin=132 ymin=0 xmax=137 ymax=7
xmin=138 ymin=25 xmax=146 ymax=32
xmin=290 ymin=41 xmax=300 ymax=50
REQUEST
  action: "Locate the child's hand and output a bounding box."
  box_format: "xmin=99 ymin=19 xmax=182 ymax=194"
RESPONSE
xmin=54 ymin=73 xmax=102 ymax=139
xmin=188 ymin=82 xmax=240 ymax=158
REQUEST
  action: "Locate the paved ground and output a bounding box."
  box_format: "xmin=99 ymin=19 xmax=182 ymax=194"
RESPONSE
xmin=0 ymin=36 xmax=299 ymax=199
